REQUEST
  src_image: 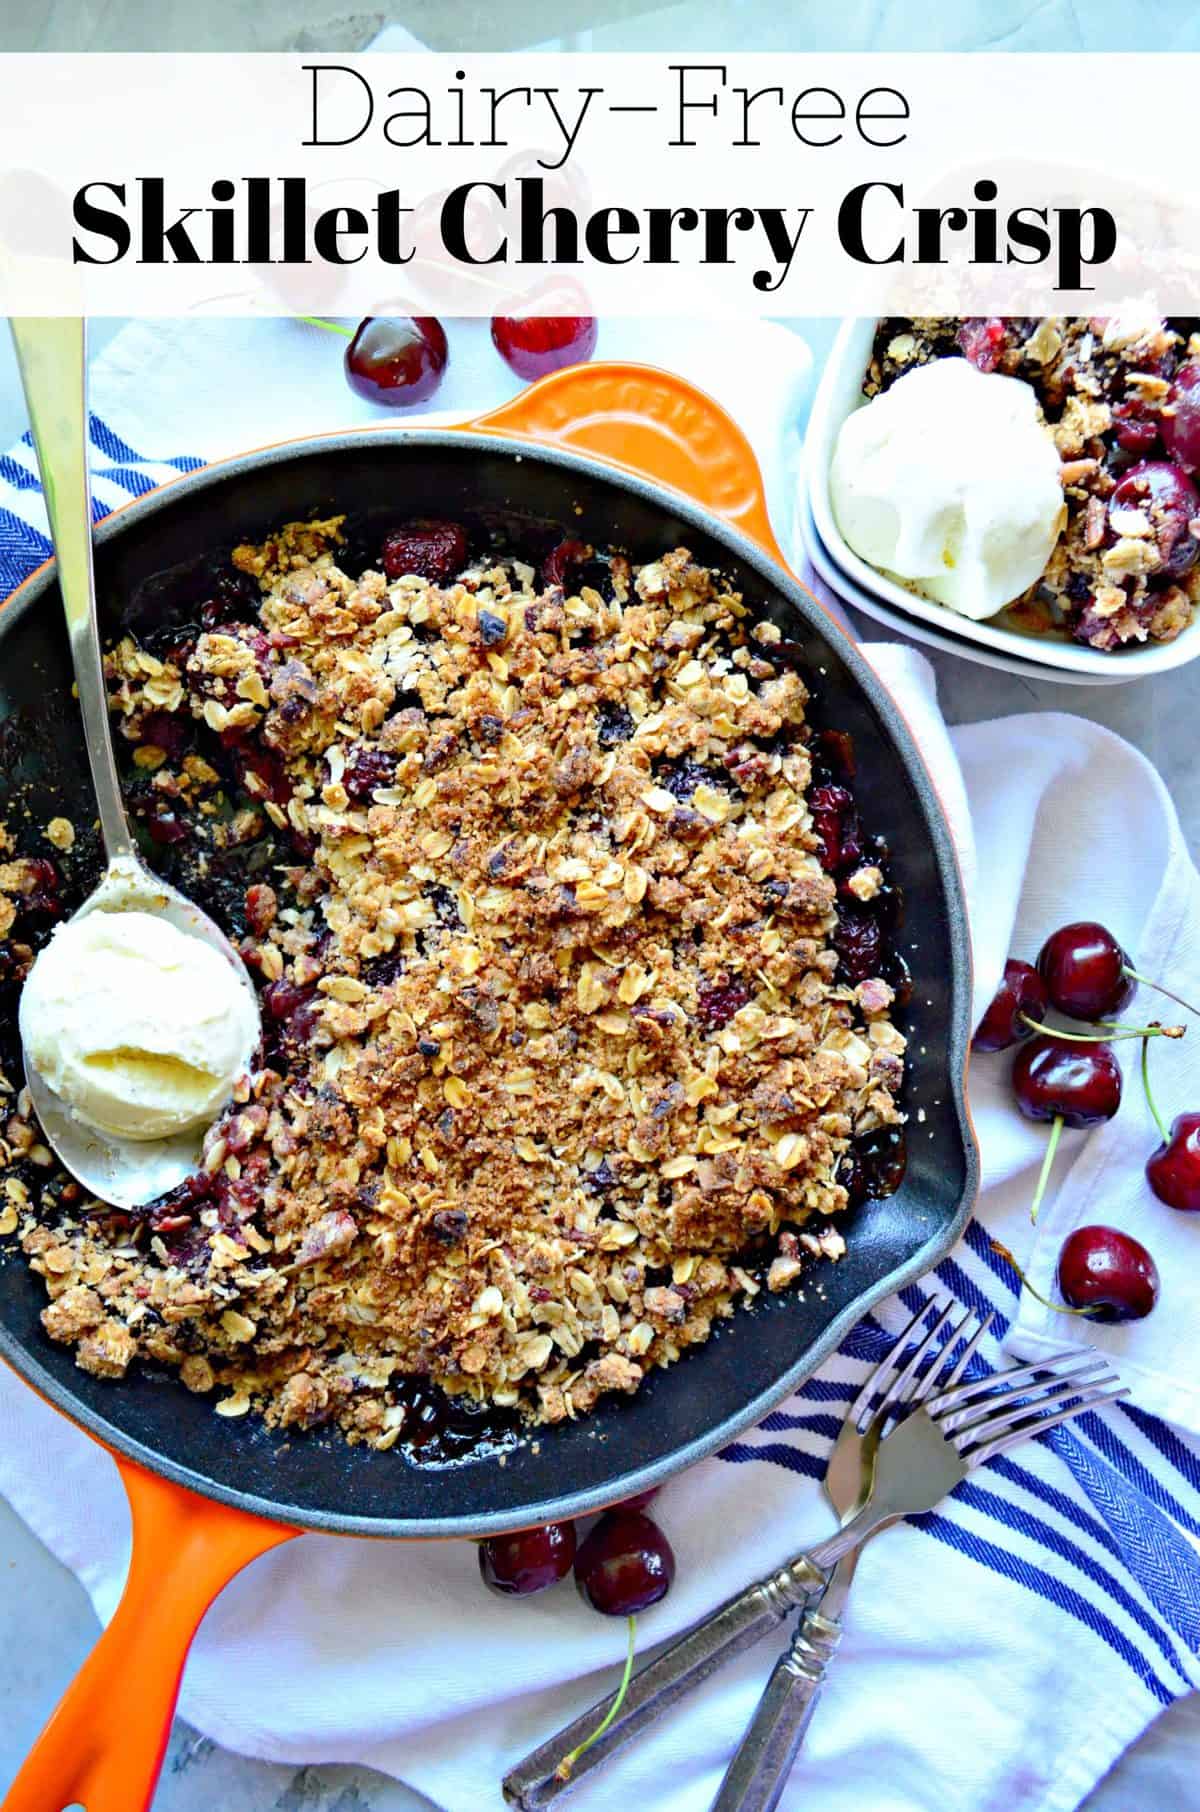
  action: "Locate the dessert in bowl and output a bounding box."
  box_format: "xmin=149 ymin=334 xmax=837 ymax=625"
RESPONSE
xmin=808 ymin=316 xmax=1200 ymax=681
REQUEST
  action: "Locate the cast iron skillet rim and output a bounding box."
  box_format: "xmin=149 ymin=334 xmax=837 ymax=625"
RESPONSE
xmin=0 ymin=425 xmax=979 ymax=1538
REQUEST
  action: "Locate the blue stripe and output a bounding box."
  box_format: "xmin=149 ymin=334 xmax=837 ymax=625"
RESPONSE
xmin=757 ymin=1409 xmax=843 ymax=1442
xmin=992 ymin=1452 xmax=1200 ymax=1650
xmin=96 ymin=466 xmax=157 ymax=497
xmin=963 ymin=1216 xmax=1022 ymax=1296
xmin=0 ymin=454 xmax=41 ymax=493
xmin=88 ymin=414 xmax=203 ymax=473
xmin=911 ymin=1251 xmax=1200 ymax=1544
xmin=719 ymin=1440 xmax=1178 ymax=1703
xmin=1118 ymin=1402 xmax=1200 ymax=1495
xmin=0 ymin=504 xmax=52 ymax=596
xmin=950 ymin=1475 xmax=1194 ymax=1688
xmin=913 ymin=1512 xmax=1176 ymax=1706
xmin=1060 ymin=1417 xmax=1200 ymax=1542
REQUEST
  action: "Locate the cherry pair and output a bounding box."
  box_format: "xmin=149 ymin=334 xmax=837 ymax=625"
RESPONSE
xmin=478 ymin=1488 xmax=673 ymax=1617
xmin=312 ymin=310 xmax=598 ymax=409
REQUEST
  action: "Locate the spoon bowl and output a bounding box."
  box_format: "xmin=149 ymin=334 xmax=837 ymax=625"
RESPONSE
xmin=11 ymin=318 xmax=261 ymax=1209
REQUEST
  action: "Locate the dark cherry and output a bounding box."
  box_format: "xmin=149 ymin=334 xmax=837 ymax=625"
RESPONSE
xmin=479 ymin=1521 xmax=577 ymax=1597
xmin=344 ymin=316 xmax=448 ymax=407
xmin=832 ymin=907 xmax=883 ymax=985
xmin=139 ymin=709 xmax=191 ymax=763
xmin=574 ymin=1510 xmax=676 ymax=1616
xmin=1146 ymin=1112 xmax=1200 ymax=1211
xmin=1163 ymin=361 xmax=1200 ymax=474
xmin=341 ymin=746 xmax=396 ymax=801
xmin=974 ymin=959 xmax=1049 ymax=1052
xmin=1011 ymin=1036 xmax=1122 ymax=1129
xmin=809 ymin=784 xmax=864 ymax=874
xmin=697 ymin=979 xmax=751 ymax=1029
xmin=615 ymin=1487 xmax=659 ymax=1512
xmin=381 ymin=520 xmax=467 ymax=583
xmin=1057 ymin=1225 xmax=1159 ymax=1322
xmin=491 ymin=312 xmax=597 ymax=381
xmin=1109 ymin=460 xmax=1200 ymax=579
xmin=542 ymin=537 xmax=590 ymax=590
xmin=1036 ymin=922 xmax=1135 ymax=1022
xmin=1111 ymin=401 xmax=1161 ymax=458
xmin=138 ymin=796 xmax=189 ymax=847
xmin=956 ymin=317 xmax=1011 ymax=372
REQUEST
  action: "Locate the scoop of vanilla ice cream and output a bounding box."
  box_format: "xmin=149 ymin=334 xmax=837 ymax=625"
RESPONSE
xmin=830 ymin=357 xmax=1066 ymax=621
xmin=20 ymin=909 xmax=258 ymax=1142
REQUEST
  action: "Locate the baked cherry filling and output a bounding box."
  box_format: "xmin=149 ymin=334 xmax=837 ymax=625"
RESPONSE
xmin=0 ymin=523 xmax=908 ymax=1457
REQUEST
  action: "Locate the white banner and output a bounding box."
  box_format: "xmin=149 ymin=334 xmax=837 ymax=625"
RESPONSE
xmin=1 ymin=52 xmax=1197 ymax=314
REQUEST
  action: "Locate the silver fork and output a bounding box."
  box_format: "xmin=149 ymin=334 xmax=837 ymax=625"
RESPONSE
xmin=503 ymin=1323 xmax=1125 ymax=1810
xmin=710 ymin=1298 xmax=994 ymax=1812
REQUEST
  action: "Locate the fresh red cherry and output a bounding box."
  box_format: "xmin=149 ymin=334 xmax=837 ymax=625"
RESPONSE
xmin=491 ymin=312 xmax=598 ymax=381
xmin=974 ymin=960 xmax=1050 ymax=1052
xmin=1036 ymin=922 xmax=1136 ymax=1023
xmin=1146 ymin=1111 xmax=1200 ymax=1211
xmin=1163 ymin=361 xmax=1200 ymax=474
xmin=1109 ymin=460 xmax=1200 ymax=579
xmin=614 ymin=1487 xmax=659 ymax=1512
xmin=345 ymin=316 xmax=448 ymax=407
xmin=1057 ymin=1225 xmax=1159 ymax=1322
xmin=1012 ymin=1036 xmax=1122 ymax=1129
xmin=479 ymin=1521 xmax=576 ymax=1596
xmin=575 ymin=1511 xmax=675 ymax=1616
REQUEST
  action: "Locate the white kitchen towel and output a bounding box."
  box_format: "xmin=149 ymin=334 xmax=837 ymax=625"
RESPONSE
xmin=0 ymin=318 xmax=1198 ymax=1812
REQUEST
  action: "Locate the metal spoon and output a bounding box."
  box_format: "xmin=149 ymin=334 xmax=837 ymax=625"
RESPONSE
xmin=10 ymin=317 xmax=259 ymax=1209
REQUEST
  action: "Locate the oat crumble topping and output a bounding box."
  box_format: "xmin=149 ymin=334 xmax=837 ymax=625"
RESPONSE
xmin=0 ymin=524 xmax=906 ymax=1449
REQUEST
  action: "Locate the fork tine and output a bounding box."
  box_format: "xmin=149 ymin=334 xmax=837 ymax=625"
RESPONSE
xmin=945 ymin=1365 xmax=1117 ymax=1447
xmin=965 ymin=1385 xmax=1130 ymax=1466
xmin=846 ymin=1300 xmax=937 ymax=1427
xmin=883 ymin=1299 xmax=960 ymax=1416
xmin=934 ymin=1355 xmax=1106 ymax=1436
xmin=924 ymin=1348 xmax=1089 ymax=1419
xmin=929 ymin=1309 xmax=996 ymax=1398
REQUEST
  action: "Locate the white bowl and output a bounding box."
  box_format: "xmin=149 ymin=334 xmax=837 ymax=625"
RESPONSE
xmin=797 ymin=494 xmax=1126 ymax=688
xmin=806 ymin=319 xmax=1200 ymax=686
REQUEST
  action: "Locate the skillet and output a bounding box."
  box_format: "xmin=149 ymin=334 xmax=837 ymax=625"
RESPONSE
xmin=0 ymin=363 xmax=978 ymax=1812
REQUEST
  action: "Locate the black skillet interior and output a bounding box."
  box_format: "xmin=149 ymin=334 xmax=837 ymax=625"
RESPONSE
xmin=0 ymin=430 xmax=977 ymax=1538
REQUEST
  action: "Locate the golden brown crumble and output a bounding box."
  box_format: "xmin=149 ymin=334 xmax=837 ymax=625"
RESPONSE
xmin=1 ymin=526 xmax=905 ymax=1448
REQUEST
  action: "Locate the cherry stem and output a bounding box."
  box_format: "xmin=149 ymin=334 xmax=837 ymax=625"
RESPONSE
xmin=1125 ymin=965 xmax=1200 ymax=1022
xmin=1019 ymin=1014 xmax=1184 ymax=1044
xmin=1141 ymin=1034 xmax=1169 ymax=1145
xmin=555 ymin=1615 xmax=638 ymax=1781
xmin=989 ymin=1238 xmax=1100 ymax=1318
xmin=1029 ymin=1115 xmax=1063 ymax=1224
xmin=298 ymin=315 xmax=353 ymax=338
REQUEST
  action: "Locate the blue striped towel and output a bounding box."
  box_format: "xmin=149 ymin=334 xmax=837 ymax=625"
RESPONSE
xmin=0 ymin=318 xmax=1197 ymax=1812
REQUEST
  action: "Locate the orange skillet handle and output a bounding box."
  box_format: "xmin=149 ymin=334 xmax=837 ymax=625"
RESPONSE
xmin=467 ymin=361 xmax=788 ymax=567
xmin=3 ymin=1455 xmax=294 ymax=1812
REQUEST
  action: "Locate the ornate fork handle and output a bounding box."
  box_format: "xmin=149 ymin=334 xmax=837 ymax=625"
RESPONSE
xmin=710 ymin=1606 xmax=843 ymax=1812
xmin=502 ymin=1555 xmax=827 ymax=1809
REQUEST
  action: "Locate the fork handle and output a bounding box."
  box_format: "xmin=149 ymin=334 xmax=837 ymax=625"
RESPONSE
xmin=710 ymin=1609 xmax=843 ymax=1812
xmin=502 ymin=1556 xmax=827 ymax=1809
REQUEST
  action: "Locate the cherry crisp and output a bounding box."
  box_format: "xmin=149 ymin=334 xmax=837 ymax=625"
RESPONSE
xmin=0 ymin=522 xmax=905 ymax=1450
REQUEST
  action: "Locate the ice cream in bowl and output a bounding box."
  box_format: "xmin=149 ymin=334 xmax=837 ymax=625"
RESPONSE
xmin=11 ymin=318 xmax=260 ymax=1208
xmin=829 ymin=355 xmax=1067 ymax=622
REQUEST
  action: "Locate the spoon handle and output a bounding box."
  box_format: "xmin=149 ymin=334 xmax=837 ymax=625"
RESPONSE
xmin=11 ymin=317 xmax=135 ymax=863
